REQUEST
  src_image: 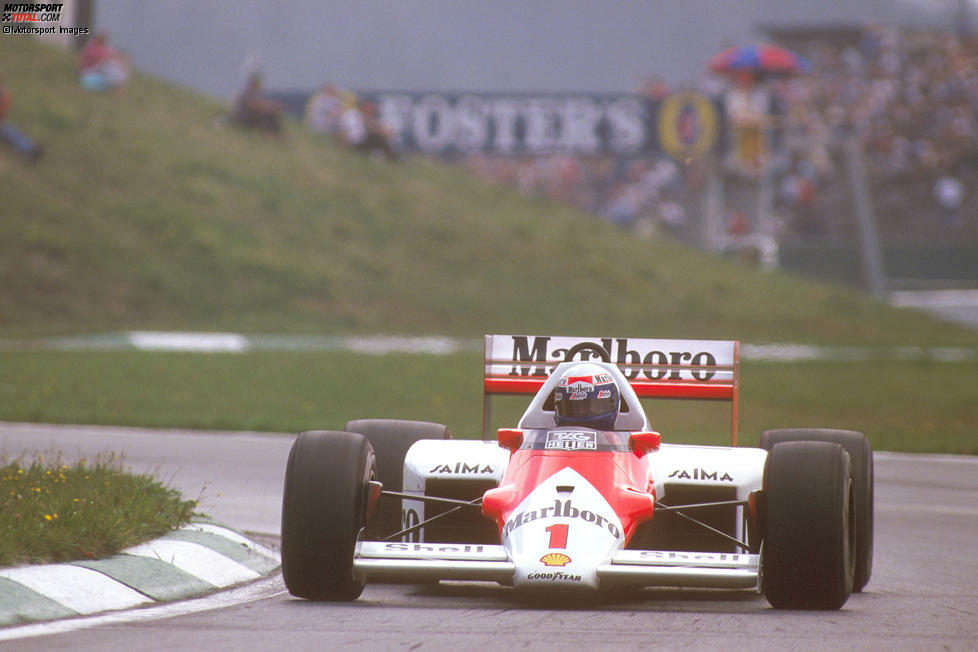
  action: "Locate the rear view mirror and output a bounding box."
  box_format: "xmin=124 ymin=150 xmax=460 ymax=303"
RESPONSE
xmin=629 ymin=431 xmax=662 ymax=457
xmin=497 ymin=428 xmax=524 ymax=452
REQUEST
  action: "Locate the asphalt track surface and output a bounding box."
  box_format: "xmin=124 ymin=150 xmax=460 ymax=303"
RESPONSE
xmin=1 ymin=423 xmax=976 ymax=651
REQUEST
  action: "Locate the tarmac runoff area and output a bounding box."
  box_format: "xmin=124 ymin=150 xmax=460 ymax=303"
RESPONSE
xmin=0 ymin=520 xmax=280 ymax=627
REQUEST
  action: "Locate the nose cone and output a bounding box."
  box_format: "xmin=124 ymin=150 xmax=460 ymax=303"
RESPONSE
xmin=502 ymin=467 xmax=624 ymax=590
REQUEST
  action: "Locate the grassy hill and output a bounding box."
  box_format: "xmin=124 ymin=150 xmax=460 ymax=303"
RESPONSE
xmin=1 ymin=37 xmax=974 ymax=345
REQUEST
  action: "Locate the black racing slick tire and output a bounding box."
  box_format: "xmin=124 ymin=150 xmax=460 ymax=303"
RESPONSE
xmin=281 ymin=430 xmax=377 ymax=601
xmin=760 ymin=428 xmax=873 ymax=592
xmin=344 ymin=419 xmax=450 ymax=539
xmin=346 ymin=419 xmax=452 ymax=539
xmin=762 ymin=441 xmax=856 ymax=610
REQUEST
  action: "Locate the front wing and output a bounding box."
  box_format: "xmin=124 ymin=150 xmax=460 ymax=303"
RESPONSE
xmin=355 ymin=541 xmax=759 ymax=590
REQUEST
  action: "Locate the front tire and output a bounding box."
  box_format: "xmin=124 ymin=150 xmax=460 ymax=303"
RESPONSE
xmin=762 ymin=440 xmax=855 ymax=610
xmin=281 ymin=430 xmax=376 ymax=600
xmin=760 ymin=428 xmax=873 ymax=592
xmin=344 ymin=419 xmax=450 ymax=539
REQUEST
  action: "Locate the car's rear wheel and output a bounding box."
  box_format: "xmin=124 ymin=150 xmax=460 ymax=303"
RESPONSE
xmin=344 ymin=419 xmax=450 ymax=539
xmin=762 ymin=440 xmax=855 ymax=610
xmin=281 ymin=430 xmax=376 ymax=600
xmin=760 ymin=428 xmax=873 ymax=592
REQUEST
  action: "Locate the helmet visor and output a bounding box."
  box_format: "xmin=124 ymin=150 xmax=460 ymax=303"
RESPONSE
xmin=556 ymin=387 xmax=617 ymax=420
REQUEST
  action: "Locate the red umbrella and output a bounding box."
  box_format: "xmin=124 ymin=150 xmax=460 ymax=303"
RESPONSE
xmin=708 ymin=44 xmax=810 ymax=76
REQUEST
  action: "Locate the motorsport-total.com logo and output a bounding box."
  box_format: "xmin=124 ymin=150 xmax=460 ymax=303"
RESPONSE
xmin=2 ymin=3 xmax=89 ymax=36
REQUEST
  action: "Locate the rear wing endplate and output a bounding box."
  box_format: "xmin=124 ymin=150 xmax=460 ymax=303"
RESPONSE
xmin=483 ymin=334 xmax=740 ymax=445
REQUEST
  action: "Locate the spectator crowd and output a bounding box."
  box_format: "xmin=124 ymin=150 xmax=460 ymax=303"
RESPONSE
xmin=449 ymin=25 xmax=978 ymax=245
xmin=773 ymin=25 xmax=978 ymax=240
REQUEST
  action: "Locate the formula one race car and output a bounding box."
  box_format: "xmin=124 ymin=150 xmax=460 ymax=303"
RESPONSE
xmin=281 ymin=334 xmax=874 ymax=610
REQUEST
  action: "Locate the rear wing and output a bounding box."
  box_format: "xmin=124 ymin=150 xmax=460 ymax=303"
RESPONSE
xmin=483 ymin=334 xmax=740 ymax=445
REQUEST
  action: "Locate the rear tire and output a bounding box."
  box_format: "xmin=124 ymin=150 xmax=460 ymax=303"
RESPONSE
xmin=281 ymin=430 xmax=376 ymax=600
xmin=760 ymin=428 xmax=873 ymax=591
xmin=344 ymin=419 xmax=450 ymax=539
xmin=762 ymin=440 xmax=855 ymax=610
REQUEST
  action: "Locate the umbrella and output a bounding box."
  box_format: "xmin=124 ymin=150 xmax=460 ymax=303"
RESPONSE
xmin=708 ymin=44 xmax=810 ymax=76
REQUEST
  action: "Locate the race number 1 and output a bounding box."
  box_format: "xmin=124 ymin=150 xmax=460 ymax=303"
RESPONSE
xmin=545 ymin=523 xmax=569 ymax=549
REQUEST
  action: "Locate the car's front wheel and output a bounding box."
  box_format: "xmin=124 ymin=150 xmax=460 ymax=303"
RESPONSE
xmin=762 ymin=440 xmax=855 ymax=610
xmin=281 ymin=430 xmax=377 ymax=600
xmin=760 ymin=428 xmax=873 ymax=592
xmin=344 ymin=419 xmax=450 ymax=539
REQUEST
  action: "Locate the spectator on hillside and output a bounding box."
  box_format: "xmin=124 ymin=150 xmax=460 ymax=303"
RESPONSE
xmin=230 ymin=71 xmax=285 ymax=133
xmin=78 ymin=32 xmax=130 ymax=92
xmin=337 ymin=92 xmax=366 ymax=145
xmin=361 ymin=101 xmax=399 ymax=160
xmin=0 ymin=78 xmax=42 ymax=160
xmin=305 ymin=83 xmax=343 ymax=136
xmin=603 ymin=181 xmax=642 ymax=228
xmin=339 ymin=98 xmax=398 ymax=161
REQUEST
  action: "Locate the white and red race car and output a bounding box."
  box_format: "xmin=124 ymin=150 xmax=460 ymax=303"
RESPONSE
xmin=281 ymin=334 xmax=873 ymax=610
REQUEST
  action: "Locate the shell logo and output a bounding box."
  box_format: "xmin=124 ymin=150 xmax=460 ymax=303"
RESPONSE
xmin=540 ymin=552 xmax=571 ymax=567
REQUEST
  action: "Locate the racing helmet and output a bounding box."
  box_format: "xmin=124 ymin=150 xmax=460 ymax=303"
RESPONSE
xmin=553 ymin=363 xmax=621 ymax=431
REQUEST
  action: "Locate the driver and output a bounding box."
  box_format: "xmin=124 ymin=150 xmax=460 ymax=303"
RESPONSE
xmin=553 ymin=363 xmax=621 ymax=431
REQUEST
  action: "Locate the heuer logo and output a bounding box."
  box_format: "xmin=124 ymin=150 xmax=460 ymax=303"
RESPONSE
xmin=668 ymin=468 xmax=734 ymax=482
xmin=509 ymin=335 xmax=718 ymax=381
xmin=540 ymin=552 xmax=571 ymax=567
xmin=545 ymin=431 xmax=596 ymax=451
xmin=428 ymin=462 xmax=495 ymax=474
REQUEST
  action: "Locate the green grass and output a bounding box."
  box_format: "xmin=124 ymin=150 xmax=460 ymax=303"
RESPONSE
xmin=1 ymin=37 xmax=975 ymax=346
xmin=0 ymin=452 xmax=197 ymax=566
xmin=1 ymin=350 xmax=975 ymax=454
